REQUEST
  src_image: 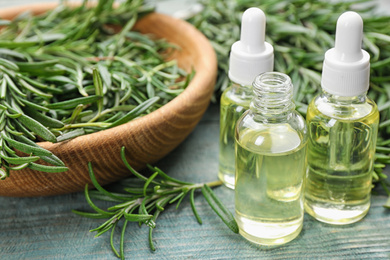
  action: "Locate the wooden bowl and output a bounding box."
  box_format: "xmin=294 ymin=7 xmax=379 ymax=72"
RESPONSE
xmin=0 ymin=4 xmax=217 ymax=197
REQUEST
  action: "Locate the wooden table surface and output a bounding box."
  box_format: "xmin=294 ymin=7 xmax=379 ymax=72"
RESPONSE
xmin=1 ymin=103 xmax=390 ymax=259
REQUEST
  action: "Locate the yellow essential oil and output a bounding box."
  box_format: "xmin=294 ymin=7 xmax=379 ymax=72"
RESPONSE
xmin=219 ymin=83 xmax=252 ymax=189
xmin=304 ymin=11 xmax=379 ymax=225
xmin=235 ymin=127 xmax=307 ymax=245
xmin=305 ymin=94 xmax=379 ymax=224
xmin=235 ymin=72 xmax=307 ymax=245
xmin=218 ymin=7 xmax=274 ymax=189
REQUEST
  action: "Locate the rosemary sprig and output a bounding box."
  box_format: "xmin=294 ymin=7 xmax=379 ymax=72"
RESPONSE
xmin=73 ymin=147 xmax=238 ymax=259
xmin=187 ymin=0 xmax=390 ymax=206
xmin=0 ymin=0 xmax=191 ymax=178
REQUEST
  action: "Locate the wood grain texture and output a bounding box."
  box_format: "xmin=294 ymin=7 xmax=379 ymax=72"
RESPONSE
xmin=0 ymin=4 xmax=217 ymax=197
xmin=0 ymin=104 xmax=389 ymax=259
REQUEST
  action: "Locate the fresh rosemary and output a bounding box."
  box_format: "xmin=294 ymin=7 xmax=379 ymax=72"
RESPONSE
xmin=73 ymin=147 xmax=238 ymax=259
xmin=0 ymin=0 xmax=191 ymax=178
xmin=187 ymin=0 xmax=390 ymax=205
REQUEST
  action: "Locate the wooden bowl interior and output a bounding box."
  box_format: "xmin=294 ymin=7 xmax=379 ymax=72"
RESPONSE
xmin=0 ymin=4 xmax=217 ymax=197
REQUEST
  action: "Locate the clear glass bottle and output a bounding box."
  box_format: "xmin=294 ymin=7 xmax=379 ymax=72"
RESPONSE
xmin=219 ymin=83 xmax=252 ymax=189
xmin=235 ymin=72 xmax=307 ymax=245
xmin=304 ymin=11 xmax=379 ymax=225
xmin=305 ymin=92 xmax=379 ymax=224
xmin=218 ymin=7 xmax=273 ymax=189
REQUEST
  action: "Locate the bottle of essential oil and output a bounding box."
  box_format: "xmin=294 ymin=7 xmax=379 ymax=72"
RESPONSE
xmin=219 ymin=7 xmax=274 ymax=189
xmin=235 ymin=72 xmax=307 ymax=245
xmin=304 ymin=11 xmax=379 ymax=225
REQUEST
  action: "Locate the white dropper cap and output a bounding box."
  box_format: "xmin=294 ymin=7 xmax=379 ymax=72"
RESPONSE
xmin=321 ymin=11 xmax=370 ymax=97
xmin=228 ymin=7 xmax=274 ymax=86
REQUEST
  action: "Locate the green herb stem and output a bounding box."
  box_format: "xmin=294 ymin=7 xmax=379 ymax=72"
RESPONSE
xmin=73 ymin=147 xmax=237 ymax=258
xmin=0 ymin=0 xmax=191 ymax=178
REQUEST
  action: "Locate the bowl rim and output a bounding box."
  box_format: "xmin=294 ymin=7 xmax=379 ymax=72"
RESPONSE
xmin=0 ymin=2 xmax=216 ymax=149
xmin=0 ymin=2 xmax=218 ymax=197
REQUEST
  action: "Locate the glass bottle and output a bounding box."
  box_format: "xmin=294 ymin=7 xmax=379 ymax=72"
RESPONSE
xmin=219 ymin=7 xmax=273 ymax=189
xmin=304 ymin=12 xmax=379 ymax=225
xmin=219 ymin=82 xmax=253 ymax=189
xmin=235 ymin=72 xmax=307 ymax=245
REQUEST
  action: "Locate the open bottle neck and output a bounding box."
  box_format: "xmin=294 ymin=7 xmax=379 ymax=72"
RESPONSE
xmin=250 ymin=72 xmax=296 ymax=120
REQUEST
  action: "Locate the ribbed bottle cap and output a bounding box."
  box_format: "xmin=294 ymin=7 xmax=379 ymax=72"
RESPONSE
xmin=228 ymin=7 xmax=274 ymax=86
xmin=321 ymin=11 xmax=370 ymax=96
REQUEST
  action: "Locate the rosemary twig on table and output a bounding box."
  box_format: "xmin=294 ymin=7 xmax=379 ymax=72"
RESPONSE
xmin=73 ymin=147 xmax=238 ymax=259
xmin=0 ymin=0 xmax=192 ymax=178
xmin=187 ymin=0 xmax=390 ymax=206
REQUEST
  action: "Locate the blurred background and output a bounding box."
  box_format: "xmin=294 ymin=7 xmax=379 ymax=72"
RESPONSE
xmin=0 ymin=0 xmax=388 ymax=18
xmin=0 ymin=0 xmax=202 ymax=18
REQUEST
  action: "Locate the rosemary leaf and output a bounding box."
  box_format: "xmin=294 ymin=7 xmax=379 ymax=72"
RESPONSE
xmin=201 ymin=184 xmax=239 ymax=234
xmin=88 ymin=162 xmax=129 ymax=202
xmin=0 ymin=0 xmax=190 ymax=178
xmin=384 ymin=197 xmax=390 ymax=209
xmin=73 ymin=147 xmax=237 ymax=257
xmin=190 ymin=189 xmax=202 ymax=224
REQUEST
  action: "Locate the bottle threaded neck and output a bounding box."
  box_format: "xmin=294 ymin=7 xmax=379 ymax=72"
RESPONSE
xmin=251 ymin=72 xmax=295 ymax=115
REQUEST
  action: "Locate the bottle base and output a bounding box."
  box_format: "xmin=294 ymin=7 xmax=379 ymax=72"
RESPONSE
xmin=218 ymin=171 xmax=235 ymax=189
xmin=235 ymin=215 xmax=303 ymax=246
xmin=304 ymin=200 xmax=370 ymax=225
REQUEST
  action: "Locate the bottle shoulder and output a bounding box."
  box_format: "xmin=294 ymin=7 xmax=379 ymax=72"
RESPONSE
xmin=237 ymin=110 xmax=307 ymax=128
xmin=236 ymin=110 xmax=307 ymax=155
xmin=307 ymin=94 xmax=379 ymax=123
xmin=221 ymin=82 xmax=253 ymax=106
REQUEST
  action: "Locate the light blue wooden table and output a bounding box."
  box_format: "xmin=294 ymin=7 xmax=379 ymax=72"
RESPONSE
xmin=0 ymin=0 xmax=390 ymax=259
xmin=1 ymin=103 xmax=390 ymax=259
